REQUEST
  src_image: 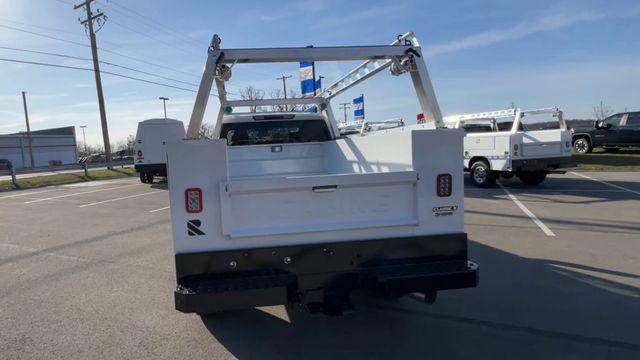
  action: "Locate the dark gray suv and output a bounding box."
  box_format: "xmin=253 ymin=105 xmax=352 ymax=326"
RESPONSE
xmin=572 ymin=111 xmax=640 ymax=153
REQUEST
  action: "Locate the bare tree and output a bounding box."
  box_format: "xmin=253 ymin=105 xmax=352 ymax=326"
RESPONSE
xmin=269 ymin=89 xmax=287 ymax=112
xmin=592 ymin=100 xmax=613 ymax=121
xmin=239 ymin=86 xmax=264 ymax=112
xmin=269 ymin=89 xmax=308 ymax=112
xmin=198 ymin=123 xmax=216 ymax=139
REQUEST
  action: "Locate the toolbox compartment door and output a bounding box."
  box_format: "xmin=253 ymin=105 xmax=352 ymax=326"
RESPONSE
xmin=220 ymin=171 xmax=418 ymax=238
xmin=521 ymin=130 xmax=563 ymax=157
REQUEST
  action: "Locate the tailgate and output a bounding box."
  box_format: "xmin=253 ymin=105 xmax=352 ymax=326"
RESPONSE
xmin=220 ymin=171 xmax=418 ymax=237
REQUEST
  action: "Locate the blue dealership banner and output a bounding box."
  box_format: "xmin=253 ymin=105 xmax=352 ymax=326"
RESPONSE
xmin=353 ymin=94 xmax=364 ymax=120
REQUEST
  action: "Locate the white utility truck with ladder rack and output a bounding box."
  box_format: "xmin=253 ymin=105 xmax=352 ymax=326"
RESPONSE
xmin=167 ymin=32 xmax=478 ymax=315
xmin=443 ymin=107 xmax=573 ymax=187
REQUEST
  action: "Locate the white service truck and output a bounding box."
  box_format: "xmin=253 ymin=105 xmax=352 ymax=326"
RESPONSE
xmin=443 ymin=108 xmax=573 ymax=187
xmin=134 ymin=118 xmax=185 ymax=183
xmin=167 ymin=32 xmax=478 ymax=315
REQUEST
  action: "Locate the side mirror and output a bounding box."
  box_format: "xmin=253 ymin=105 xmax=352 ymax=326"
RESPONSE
xmin=595 ymin=121 xmax=602 ymax=129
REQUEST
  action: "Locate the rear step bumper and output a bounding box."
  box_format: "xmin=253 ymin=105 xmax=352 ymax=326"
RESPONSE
xmin=174 ymin=233 xmax=478 ymax=314
xmin=512 ymin=156 xmax=574 ymax=171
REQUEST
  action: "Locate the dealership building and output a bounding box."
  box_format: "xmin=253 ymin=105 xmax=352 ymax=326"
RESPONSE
xmin=0 ymin=126 xmax=78 ymax=169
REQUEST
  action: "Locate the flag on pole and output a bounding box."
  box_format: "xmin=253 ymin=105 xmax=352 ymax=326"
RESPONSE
xmin=300 ymin=62 xmax=315 ymax=98
xmin=353 ymin=95 xmax=364 ymax=120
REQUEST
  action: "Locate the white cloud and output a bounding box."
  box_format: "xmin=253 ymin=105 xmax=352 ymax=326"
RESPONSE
xmin=427 ymin=11 xmax=603 ymax=57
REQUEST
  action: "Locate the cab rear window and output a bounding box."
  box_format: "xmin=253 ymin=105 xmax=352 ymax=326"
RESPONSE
xmin=220 ymin=120 xmax=330 ymax=146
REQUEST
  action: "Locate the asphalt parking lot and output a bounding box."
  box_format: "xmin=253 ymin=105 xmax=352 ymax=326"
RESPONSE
xmin=0 ymin=172 xmax=638 ymax=359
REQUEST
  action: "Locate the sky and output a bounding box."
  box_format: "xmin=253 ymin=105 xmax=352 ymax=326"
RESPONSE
xmin=0 ymin=0 xmax=639 ymax=146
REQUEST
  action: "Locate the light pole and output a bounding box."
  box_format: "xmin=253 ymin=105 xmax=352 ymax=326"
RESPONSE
xmin=339 ymin=103 xmax=350 ymax=123
xmin=79 ymin=125 xmax=88 ymax=156
xmin=159 ymin=97 xmax=169 ymax=119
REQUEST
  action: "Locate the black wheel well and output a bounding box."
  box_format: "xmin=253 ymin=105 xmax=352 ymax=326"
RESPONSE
xmin=572 ymin=134 xmax=591 ymax=143
xmin=469 ymin=157 xmax=490 ymax=170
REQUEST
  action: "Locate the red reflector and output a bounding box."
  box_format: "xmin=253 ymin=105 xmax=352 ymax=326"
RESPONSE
xmin=137 ymin=150 xmax=143 ymax=158
xmin=436 ymin=174 xmax=452 ymax=197
xmin=185 ymin=188 xmax=202 ymax=213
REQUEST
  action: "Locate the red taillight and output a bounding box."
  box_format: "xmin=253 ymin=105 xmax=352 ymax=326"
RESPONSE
xmin=185 ymin=188 xmax=202 ymax=213
xmin=137 ymin=150 xmax=143 ymax=158
xmin=436 ymin=174 xmax=452 ymax=197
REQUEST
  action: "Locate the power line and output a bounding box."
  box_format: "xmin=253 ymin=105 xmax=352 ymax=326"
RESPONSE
xmin=0 ymin=23 xmax=89 ymax=47
xmin=101 ymin=0 xmax=203 ymax=48
xmin=107 ymin=18 xmax=201 ymax=57
xmin=0 ymin=45 xmax=198 ymax=87
xmin=0 ymin=56 xmax=227 ymax=97
xmin=0 ymin=22 xmax=202 ymax=80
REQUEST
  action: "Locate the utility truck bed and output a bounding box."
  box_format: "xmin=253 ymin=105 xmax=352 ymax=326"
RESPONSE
xmin=167 ymin=32 xmax=477 ymax=315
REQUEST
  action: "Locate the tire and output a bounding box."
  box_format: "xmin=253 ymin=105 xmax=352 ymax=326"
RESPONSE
xmin=470 ymin=160 xmax=496 ymax=187
xmin=147 ymin=173 xmax=154 ymax=184
xmin=139 ymin=172 xmax=147 ymax=183
xmin=573 ymin=137 xmax=592 ymax=153
xmin=518 ymin=171 xmax=547 ymax=186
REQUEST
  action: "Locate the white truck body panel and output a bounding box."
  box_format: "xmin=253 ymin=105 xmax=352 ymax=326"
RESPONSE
xmin=168 ymin=128 xmax=464 ymax=254
xmin=134 ymin=118 xmax=185 ymax=166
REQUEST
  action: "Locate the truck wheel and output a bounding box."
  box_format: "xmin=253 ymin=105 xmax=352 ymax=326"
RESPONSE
xmin=147 ymin=173 xmax=154 ymax=183
xmin=518 ymin=171 xmax=547 ymax=186
xmin=470 ymin=160 xmax=496 ymax=187
xmin=139 ymin=172 xmax=147 ymax=183
xmin=573 ymin=137 xmax=592 ymax=153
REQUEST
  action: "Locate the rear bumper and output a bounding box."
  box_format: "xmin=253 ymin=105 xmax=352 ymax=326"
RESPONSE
xmin=174 ymin=233 xmax=478 ymax=314
xmin=512 ymin=156 xmax=573 ymax=171
xmin=134 ymin=163 xmax=166 ymax=176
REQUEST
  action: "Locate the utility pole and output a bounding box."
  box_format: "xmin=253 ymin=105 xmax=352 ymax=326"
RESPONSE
xmin=79 ymin=125 xmax=88 ymax=156
xmin=276 ymin=74 xmax=292 ymax=111
xmin=159 ymin=97 xmax=169 ymax=119
xmin=276 ymin=74 xmax=292 ymax=98
xmin=317 ymin=75 xmax=324 ymax=93
xmin=74 ymin=0 xmax=112 ymax=168
xmin=339 ymin=102 xmax=350 ymax=123
xmin=21 ymin=91 xmax=35 ymax=168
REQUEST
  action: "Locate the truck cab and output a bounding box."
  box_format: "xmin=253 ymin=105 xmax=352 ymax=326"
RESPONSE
xmin=167 ymin=32 xmax=478 ymax=315
xmin=572 ymin=111 xmax=640 ymax=153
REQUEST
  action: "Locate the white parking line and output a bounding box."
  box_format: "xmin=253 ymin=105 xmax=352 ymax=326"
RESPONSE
xmin=0 ymin=188 xmax=62 ymax=199
xmin=571 ymin=172 xmax=640 ymax=196
xmin=78 ymin=191 xmax=163 ymax=208
xmin=465 ymin=188 xmax=625 ymax=193
xmin=149 ymin=206 xmax=170 ymax=213
xmin=0 ymin=242 xmax=92 ymax=263
xmin=24 ymin=184 xmax=139 ymax=204
xmin=497 ymin=181 xmax=556 ymax=237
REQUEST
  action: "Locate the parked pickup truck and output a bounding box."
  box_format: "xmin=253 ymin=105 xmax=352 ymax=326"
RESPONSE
xmin=572 ymin=111 xmax=640 ymax=153
xmin=167 ymin=32 xmax=478 ymax=315
xmin=443 ymin=107 xmax=573 ymax=187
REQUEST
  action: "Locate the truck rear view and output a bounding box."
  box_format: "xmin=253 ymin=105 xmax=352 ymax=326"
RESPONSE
xmin=168 ymin=33 xmax=478 ymax=315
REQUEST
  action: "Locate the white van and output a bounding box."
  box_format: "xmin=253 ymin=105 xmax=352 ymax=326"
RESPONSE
xmin=134 ymin=118 xmax=185 ymax=183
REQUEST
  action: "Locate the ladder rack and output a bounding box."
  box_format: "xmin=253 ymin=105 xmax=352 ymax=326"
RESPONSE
xmin=186 ymin=32 xmax=445 ymax=138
